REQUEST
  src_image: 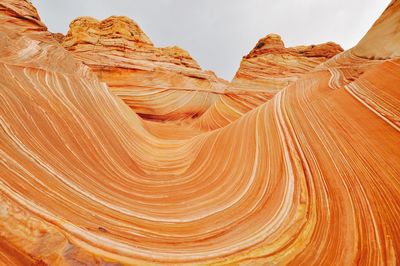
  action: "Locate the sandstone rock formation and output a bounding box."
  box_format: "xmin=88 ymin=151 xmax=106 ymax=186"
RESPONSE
xmin=194 ymin=35 xmax=343 ymax=130
xmin=56 ymin=16 xmax=343 ymax=130
xmin=0 ymin=0 xmax=400 ymax=265
xmin=232 ymin=33 xmax=343 ymax=95
xmin=353 ymin=0 xmax=400 ymax=59
xmin=61 ymin=16 xmax=229 ymax=121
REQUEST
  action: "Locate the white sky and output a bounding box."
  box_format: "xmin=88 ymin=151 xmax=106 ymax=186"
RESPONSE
xmin=31 ymin=0 xmax=389 ymax=80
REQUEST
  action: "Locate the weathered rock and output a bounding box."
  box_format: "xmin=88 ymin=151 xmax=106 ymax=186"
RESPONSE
xmin=61 ymin=16 xmax=229 ymax=121
xmin=353 ymin=0 xmax=400 ymax=59
xmin=232 ymin=33 xmax=343 ymax=94
xmin=50 ymin=32 xmax=65 ymax=43
xmin=0 ymin=0 xmax=400 ymax=265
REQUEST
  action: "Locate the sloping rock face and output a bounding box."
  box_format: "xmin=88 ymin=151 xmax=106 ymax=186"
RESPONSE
xmin=61 ymin=16 xmax=229 ymax=121
xmin=1 ymin=0 xmax=400 ymax=265
xmin=193 ymin=35 xmax=343 ymax=130
xmin=57 ymin=17 xmax=342 ymax=129
xmin=353 ymin=0 xmax=400 ymax=59
xmin=232 ymin=34 xmax=343 ymax=95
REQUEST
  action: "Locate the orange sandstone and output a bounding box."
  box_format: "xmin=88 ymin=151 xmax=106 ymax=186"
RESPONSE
xmin=232 ymin=33 xmax=343 ymax=93
xmin=0 ymin=0 xmax=399 ymax=265
xmin=61 ymin=16 xmax=229 ymax=121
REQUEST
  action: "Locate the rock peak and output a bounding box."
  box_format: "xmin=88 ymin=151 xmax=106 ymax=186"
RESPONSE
xmin=60 ymin=14 xmax=204 ymax=73
xmin=0 ymin=0 xmax=47 ymax=30
xmin=245 ymin=33 xmax=286 ymax=58
xmin=253 ymin=34 xmax=285 ymax=50
xmin=353 ymin=0 xmax=400 ymax=59
xmin=234 ymin=34 xmax=343 ymax=91
xmin=63 ymin=15 xmax=153 ymax=49
xmin=245 ymin=33 xmax=343 ymax=59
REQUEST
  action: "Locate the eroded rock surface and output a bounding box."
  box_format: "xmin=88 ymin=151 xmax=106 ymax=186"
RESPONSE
xmin=232 ymin=33 xmax=343 ymax=94
xmin=0 ymin=0 xmax=400 ymax=265
xmin=61 ymin=16 xmax=229 ymax=121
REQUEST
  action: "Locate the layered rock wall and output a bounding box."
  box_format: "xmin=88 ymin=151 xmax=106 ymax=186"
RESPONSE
xmin=0 ymin=0 xmax=399 ymax=265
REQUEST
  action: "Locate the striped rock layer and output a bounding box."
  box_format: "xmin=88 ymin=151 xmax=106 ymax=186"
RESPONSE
xmin=232 ymin=33 xmax=344 ymax=94
xmin=59 ymin=17 xmax=342 ymax=128
xmin=61 ymin=16 xmax=229 ymax=122
xmin=196 ymin=35 xmax=343 ymax=130
xmin=0 ymin=0 xmax=400 ymax=265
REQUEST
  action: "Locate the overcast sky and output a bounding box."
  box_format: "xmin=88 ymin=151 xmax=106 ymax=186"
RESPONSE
xmin=31 ymin=0 xmax=388 ymax=80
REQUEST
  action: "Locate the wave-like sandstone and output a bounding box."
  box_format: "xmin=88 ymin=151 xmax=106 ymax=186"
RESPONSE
xmin=195 ymin=35 xmax=343 ymax=130
xmin=0 ymin=0 xmax=400 ymax=265
xmin=232 ymin=34 xmax=343 ymax=94
xmin=60 ymin=16 xmax=229 ymax=122
xmin=59 ymin=17 xmax=343 ymax=128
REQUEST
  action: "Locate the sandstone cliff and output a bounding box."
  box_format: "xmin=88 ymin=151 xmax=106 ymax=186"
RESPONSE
xmin=232 ymin=34 xmax=343 ymax=94
xmin=55 ymin=17 xmax=343 ymax=128
xmin=194 ymin=34 xmax=343 ymax=130
xmin=61 ymin=16 xmax=229 ymax=121
xmin=0 ymin=0 xmax=399 ymax=265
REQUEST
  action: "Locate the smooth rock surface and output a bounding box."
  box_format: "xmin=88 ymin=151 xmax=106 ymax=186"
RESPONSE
xmin=0 ymin=0 xmax=399 ymax=265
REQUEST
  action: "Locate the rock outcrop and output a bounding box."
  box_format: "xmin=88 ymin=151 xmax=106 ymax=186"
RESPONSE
xmin=353 ymin=0 xmax=400 ymax=59
xmin=232 ymin=33 xmax=343 ymax=95
xmin=61 ymin=16 xmax=229 ymax=121
xmin=56 ymin=18 xmax=342 ymax=128
xmin=193 ymin=34 xmax=343 ymax=130
xmin=0 ymin=0 xmax=400 ymax=265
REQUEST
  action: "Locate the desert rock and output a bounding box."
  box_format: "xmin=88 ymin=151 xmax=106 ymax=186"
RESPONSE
xmin=0 ymin=0 xmax=399 ymax=265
